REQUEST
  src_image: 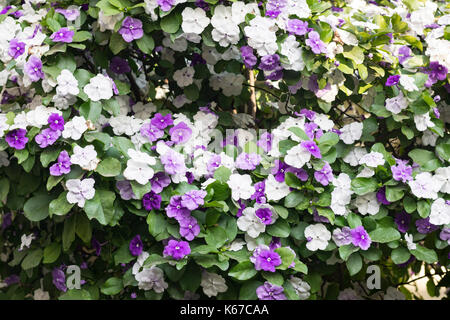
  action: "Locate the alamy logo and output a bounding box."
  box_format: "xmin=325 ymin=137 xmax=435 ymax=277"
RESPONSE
xmin=366 ymin=265 xmax=381 ymax=290
xmin=65 ymin=265 xmax=81 ymax=290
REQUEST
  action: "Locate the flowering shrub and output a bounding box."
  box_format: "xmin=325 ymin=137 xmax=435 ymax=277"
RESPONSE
xmin=0 ymin=0 xmax=449 ymax=300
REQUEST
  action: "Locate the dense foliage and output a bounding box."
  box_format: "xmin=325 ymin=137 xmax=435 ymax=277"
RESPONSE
xmin=0 ymin=0 xmax=449 ymax=300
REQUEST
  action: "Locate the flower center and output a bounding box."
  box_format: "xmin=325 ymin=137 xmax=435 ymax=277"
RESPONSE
xmin=175 ymin=246 xmax=180 ymax=250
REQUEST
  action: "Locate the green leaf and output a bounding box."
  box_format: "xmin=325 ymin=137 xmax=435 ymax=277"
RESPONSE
xmin=101 ymin=277 xmax=123 ymax=296
xmin=284 ymin=172 xmax=303 ymax=189
xmin=205 ymin=226 xmax=228 ymax=248
xmin=385 ymin=186 xmax=404 ymax=202
xmin=40 ymin=148 xmax=61 ymax=167
xmin=109 ymin=32 xmax=128 ymax=55
xmin=262 ymin=271 xmax=284 ymax=286
xmin=408 ymin=149 xmax=440 ymax=171
xmin=14 ymin=149 xmax=29 ymax=164
xmin=403 ymin=196 xmax=416 ymax=214
xmin=160 ymin=12 xmax=182 ymax=34
xmin=417 ymin=200 xmax=430 ymax=218
xmin=410 ymin=245 xmax=438 ymax=264
xmin=369 ymin=227 xmax=401 ymax=243
xmin=95 ymin=157 xmax=122 ymax=177
xmin=346 ymin=253 xmax=363 ymax=276
xmin=21 ymin=249 xmax=43 ymax=270
xmin=347 ymin=212 xmax=362 ymax=228
xmin=213 ymin=166 xmax=231 ymax=183
xmin=351 ymin=177 xmax=378 ymax=195
xmin=0 ymin=177 xmax=10 ymax=204
xmin=114 ymin=243 xmax=136 ymax=265
xmin=275 ymin=247 xmax=295 ymax=270
xmin=318 ymin=132 xmax=339 ymax=153
xmin=316 ymin=207 xmax=335 ymax=224
xmin=339 ymin=244 xmax=360 ymax=261
xmin=43 ymin=243 xmax=61 ymax=264
xmin=147 ymin=211 xmax=168 ymax=238
xmin=59 ymin=289 xmax=92 ymax=300
xmin=228 ymin=261 xmax=257 ymax=280
xmin=75 ymin=214 xmax=92 ymax=244
xmin=136 ymin=34 xmax=155 ymax=54
xmin=23 ymin=194 xmax=53 ymax=222
xmin=49 ymin=191 xmax=74 ymax=216
xmin=288 ymin=127 xmax=309 ymax=140
xmin=266 ymin=220 xmax=290 ymax=238
xmin=63 ymin=215 xmax=76 ymax=252
xmin=239 ymin=280 xmax=263 ymax=300
xmin=84 ymin=190 xmax=116 ymax=225
xmin=79 ymin=101 xmax=102 ymax=122
xmin=284 ymin=191 xmax=304 ymax=208
xmin=272 ymin=204 xmax=288 ymax=219
xmin=391 ymin=246 xmax=410 ymax=264
xmin=72 ymin=31 xmax=92 ymax=42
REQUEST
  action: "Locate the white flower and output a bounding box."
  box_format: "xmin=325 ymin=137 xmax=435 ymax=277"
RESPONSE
xmin=414 ymin=113 xmax=434 ymax=132
xmin=123 ymin=149 xmax=156 ymax=185
xmin=434 ymin=167 xmax=450 ymax=194
xmin=343 ymin=147 xmax=368 ymax=166
xmin=0 ymin=114 xmax=9 ymax=138
xmin=384 ymin=287 xmax=405 ymax=300
xmin=359 ymin=152 xmax=385 ymax=167
xmin=98 ymin=11 xmax=123 ymax=32
xmin=354 ymin=192 xmax=379 ymax=215
xmin=66 ymin=178 xmax=95 ymax=208
xmin=19 ymin=233 xmax=35 ymax=251
xmin=181 ymin=7 xmax=210 ymax=34
xmin=284 ymin=144 xmax=311 ymax=168
xmin=265 ymin=174 xmax=290 ymax=201
xmin=83 ymin=74 xmax=113 ymax=101
xmin=314 ymin=114 xmax=334 ymax=131
xmin=135 ymin=266 xmax=168 ymax=292
xmin=33 ymin=288 xmax=50 ymax=300
xmin=280 ymin=35 xmax=305 ymax=71
xmin=405 ymin=233 xmax=416 ymax=250
xmin=109 ymin=115 xmax=142 ymax=136
xmin=200 ymin=271 xmax=228 ymax=298
xmin=231 ymin=1 xmax=259 ymax=25
xmin=227 ymin=173 xmax=253 ymax=200
xmin=304 ymin=224 xmax=331 ymax=251
xmin=244 ymin=16 xmax=278 ymax=56
xmin=62 ymin=116 xmax=88 ymax=140
xmin=70 ymin=145 xmax=99 ymax=171
xmin=399 ymin=75 xmax=418 ymax=92
xmin=289 ymin=277 xmax=311 ymax=300
xmin=429 ymin=198 xmax=450 ymax=226
xmin=357 ymin=167 xmax=375 ymax=178
xmin=132 ymin=251 xmax=150 ymax=275
xmin=173 ymin=66 xmax=195 ymax=88
xmin=385 ymin=92 xmax=408 ymax=114
xmin=340 ymin=122 xmax=363 ymax=144
xmin=26 ymin=106 xmax=60 ymax=129
xmin=237 ymin=207 xmax=266 ymax=238
xmin=56 ymin=69 xmax=79 ymax=96
xmin=228 ymin=239 xmax=246 ymax=251
xmin=408 ymin=172 xmax=440 ymax=199
xmin=421 ymin=130 xmax=438 ymax=147
xmin=211 ymin=5 xmax=240 ymax=47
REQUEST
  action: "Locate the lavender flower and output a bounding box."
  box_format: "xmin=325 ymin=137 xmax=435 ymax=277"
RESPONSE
xmin=151 ymin=113 xmax=173 ymax=129
xmin=332 ymin=227 xmax=352 ymax=246
xmin=116 ymin=180 xmax=137 ymax=200
xmin=50 ymin=27 xmax=74 ymax=43
xmin=391 ymin=159 xmax=413 ymax=183
xmin=24 ymin=55 xmax=44 ymax=82
xmin=350 ymin=226 xmax=371 ymax=250
xmin=397 ymin=46 xmax=411 ymax=64
xmin=163 ymin=239 xmax=191 ymax=260
xmin=240 ymin=46 xmax=257 ymax=69
xmin=55 ymin=8 xmax=80 ymax=21
xmin=140 ymin=123 xmax=164 ymax=142
xmin=160 ymin=150 xmax=185 ymax=175
xmin=179 ymin=216 xmax=200 ymax=241
xmin=394 ymin=211 xmax=411 ymax=233
xmin=8 ymin=39 xmax=25 ymax=59
xmin=255 ymin=207 xmax=273 ymax=225
xmin=150 ymin=172 xmax=171 ymax=193
xmin=235 ymin=153 xmax=261 ymax=170
xmin=181 ymin=190 xmax=207 ymax=210
xmin=35 ymin=128 xmax=61 ymax=148
xmin=257 ymin=132 xmax=273 ymax=153
xmin=165 ymin=195 xmax=190 ymax=221
xmin=286 ymin=19 xmax=309 ymax=36
xmin=49 ymin=150 xmax=72 ymax=176
xmin=118 ymin=16 xmax=143 ymax=42
xmin=251 ymin=181 xmax=266 ymax=204
xmin=129 ymin=235 xmax=143 ymax=256
xmin=142 ymin=191 xmax=162 ymax=210
xmin=301 ymin=140 xmax=322 ymax=158
xmin=157 ymin=0 xmax=175 ymax=11
xmin=256 ymin=282 xmax=287 ymax=300
xmin=52 ymin=268 xmax=67 ymax=292
xmin=305 ymin=31 xmax=327 ymax=54
xmin=314 ymin=162 xmax=333 ymax=186
xmin=5 ymin=129 xmax=28 ymax=150
xmin=250 ymin=246 xmax=281 ymax=272
xmin=271 ymin=160 xmax=289 ymax=182
xmin=259 ymin=54 xmax=281 ymax=71
xmin=439 ymin=228 xmax=450 ymax=245
xmin=48 ymin=113 xmax=64 ymax=131
xmin=169 ymin=122 xmax=192 ymax=144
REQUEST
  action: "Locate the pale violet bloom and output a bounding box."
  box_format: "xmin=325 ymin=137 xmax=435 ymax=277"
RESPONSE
xmin=265 ymin=174 xmax=290 ymax=202
xmin=237 ymin=207 xmax=266 ymax=238
xmin=123 ymin=149 xmax=156 ymax=185
xmin=354 ymin=192 xmax=380 ymax=215
xmin=304 ymin=223 xmax=331 ymax=251
xmin=227 ymin=173 xmax=253 ymax=201
xmin=429 ymin=198 xmax=450 ymax=226
xmin=284 ymin=144 xmax=311 ymax=169
xmin=289 ymin=277 xmax=311 ymax=300
xmin=135 ymin=266 xmax=168 ymax=293
xmin=340 ymin=122 xmax=363 ymax=144
xmin=200 ymin=271 xmax=228 ymax=298
xmin=56 ymin=69 xmax=79 ymax=96
xmin=62 ymin=116 xmax=88 ymax=140
xmin=83 ymin=74 xmax=113 ymax=101
xmin=359 ymin=152 xmax=385 ymax=167
xmin=385 ymin=92 xmax=408 ymax=114
xmin=66 ymin=178 xmax=95 ymax=208
xmin=408 ymin=172 xmax=440 ymax=199
xmin=414 ymin=113 xmax=434 ymax=132
xmin=70 ymin=145 xmax=99 ymax=171
xmin=173 ymin=66 xmax=195 ymax=88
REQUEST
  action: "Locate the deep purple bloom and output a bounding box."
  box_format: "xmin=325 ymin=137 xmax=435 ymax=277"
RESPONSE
xmin=236 ymin=199 xmax=246 ymax=218
xmin=163 ymin=239 xmax=191 ymax=260
xmin=301 ymin=140 xmax=322 ymax=158
xmin=286 ymin=19 xmax=308 ymax=35
xmin=157 ymin=0 xmax=175 ymax=11
xmin=391 ymin=159 xmax=413 ymax=183
xmin=5 ymin=129 xmax=28 ymax=150
xmin=269 ymin=237 xmax=281 ymax=250
xmin=313 ymin=210 xmax=330 ymax=223
xmin=186 ymin=171 xmax=195 ymax=184
xmin=256 ymin=282 xmax=287 ymax=300
xmin=129 ymin=235 xmax=143 ymax=256
xmin=110 ymin=56 xmax=131 ymax=74
xmin=150 ymin=172 xmax=171 ymax=193
xmin=49 ymin=150 xmax=72 ymax=176
xmin=257 ymin=132 xmax=273 ymax=153
xmin=151 ymin=113 xmax=173 ymax=129
xmin=4 ymin=274 xmax=20 ymax=286
xmin=376 ymin=187 xmax=391 ymax=205
xmin=235 ymin=152 xmax=261 ymax=170
xmin=251 ymin=181 xmax=266 ymax=204
xmin=428 ymin=61 xmax=448 ymax=81
xmin=350 ymin=226 xmax=371 ymax=250
xmin=8 ymin=39 xmax=25 ymax=59
xmin=259 ymin=54 xmax=281 ymax=71
xmin=394 ymin=211 xmax=411 ymax=233
xmin=48 ymin=113 xmax=64 ymax=131
xmin=165 ymin=195 xmax=190 ymax=221
xmin=251 ymin=247 xmax=282 ymax=272
xmin=385 ymin=75 xmax=400 ymax=86
xmin=255 ymin=207 xmax=273 ymax=225
xmin=35 ymin=128 xmax=61 ymax=148
xmin=305 ymin=31 xmax=327 ymax=54
xmin=314 ymin=162 xmax=333 ymax=186
xmin=50 ymin=27 xmax=74 ymax=43
xmin=179 ymin=216 xmax=200 ymax=241
xmin=91 ymin=237 xmax=103 ymax=256
xmin=118 ymin=16 xmax=143 ymax=42
xmin=142 ymin=191 xmax=162 ymax=211
xmin=181 ymin=190 xmax=207 ymax=210
xmin=169 ymin=122 xmax=192 ymax=144
xmin=24 ymin=55 xmax=44 ymax=82
xmin=271 ymin=160 xmax=289 ymax=182
xmin=52 ymin=268 xmax=67 ymax=292
xmin=240 ymin=46 xmax=257 ymax=69
xmin=415 ymin=217 xmax=439 ymax=234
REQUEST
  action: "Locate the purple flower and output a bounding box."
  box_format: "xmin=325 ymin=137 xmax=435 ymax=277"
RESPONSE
xmin=299 ymin=108 xmax=316 ymax=121
xmin=235 ymin=152 xmax=261 ymax=170
xmin=118 ymin=16 xmax=143 ymax=42
xmin=181 ymin=190 xmax=207 ymax=210
xmin=91 ymin=237 xmax=103 ymax=256
xmin=376 ymin=187 xmax=391 ymax=205
xmin=129 ymin=235 xmax=143 ymax=256
xmin=140 ymin=123 xmax=164 ymax=142
xmin=286 ymin=167 xmax=308 ymax=181
xmin=259 ymin=54 xmax=280 ymax=71
xmin=142 ymin=191 xmax=162 ymax=211
xmin=52 ymin=268 xmax=67 ymax=292
xmin=35 ymin=128 xmax=61 ymax=148
xmin=286 ymin=19 xmax=309 ymax=36
xmin=110 ymin=56 xmax=131 ymax=74
xmin=206 ymin=154 xmax=221 ymax=176
xmin=50 ymin=27 xmax=74 ymax=43
xmin=439 ymin=228 xmax=450 ymax=244
xmin=314 ymin=162 xmax=333 ymax=186
xmin=391 ymin=159 xmax=413 ymax=183
xmin=394 ymin=211 xmax=411 ymax=233
xmin=169 ymin=122 xmax=192 ymax=144
xmin=305 ymin=31 xmax=327 ymax=54
xmin=49 ymin=150 xmax=72 ymax=176
xmin=1 ymin=212 xmax=12 ymax=231
xmin=333 ymin=226 xmax=352 ymax=246
xmin=179 ymin=216 xmax=200 ymax=241
xmin=350 ymin=226 xmax=371 ymax=250
xmin=240 ymin=46 xmax=257 ymax=69
xmin=157 ymin=0 xmax=175 ymax=11
xmin=429 ymin=61 xmax=448 ymax=81
xmin=165 ymin=195 xmax=190 ymax=220
xmin=255 ymin=207 xmax=273 ymax=225
xmin=257 ymin=132 xmax=273 ymax=153
xmin=385 ymin=75 xmax=400 ymax=86
xmin=151 ymin=113 xmax=173 ymax=129
xmin=251 ymin=247 xmax=282 ymax=272
xmin=48 ymin=113 xmax=64 ymax=131
xmin=271 ymin=160 xmax=289 ymax=182
xmin=301 ymin=140 xmax=322 ymax=158
xmin=269 ymin=237 xmax=281 ymax=250
xmin=236 ymin=199 xmax=246 ymax=217
xmin=313 ymin=210 xmax=330 ymax=223
xmin=8 ymin=39 xmax=25 ymax=59
xmin=24 ymin=55 xmax=44 ymax=82
xmin=251 ymin=181 xmax=266 ymax=204
xmin=256 ymin=282 xmax=287 ymax=300
xmin=397 ymin=46 xmax=411 ymax=64
xmin=5 ymin=129 xmax=28 ymax=150
xmin=55 ymin=8 xmax=80 ymax=21
xmin=415 ymin=217 xmax=439 ymax=234
xmin=160 ymin=150 xmax=186 ymax=175
xmin=150 ymin=172 xmax=171 ymax=193
xmin=163 ymin=239 xmax=190 ymax=260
